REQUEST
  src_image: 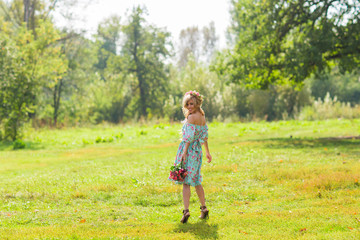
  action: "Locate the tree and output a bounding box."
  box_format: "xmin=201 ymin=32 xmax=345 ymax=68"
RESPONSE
xmin=120 ymin=6 xmax=172 ymax=118
xmin=84 ymin=15 xmax=133 ymax=124
xmin=202 ymin=22 xmax=218 ymax=63
xmin=0 ymin=19 xmax=67 ymax=139
xmin=178 ymin=22 xmax=218 ymax=67
xmin=178 ymin=26 xmax=201 ymax=67
xmin=94 ymin=15 xmax=122 ymax=76
xmin=0 ymin=0 xmax=59 ymax=32
xmin=0 ymin=36 xmax=36 ymax=140
xmin=216 ymin=0 xmax=360 ymax=89
xmin=38 ymin=32 xmax=97 ymax=126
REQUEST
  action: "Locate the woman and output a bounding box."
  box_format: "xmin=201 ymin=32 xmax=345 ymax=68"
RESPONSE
xmin=168 ymin=90 xmax=212 ymax=223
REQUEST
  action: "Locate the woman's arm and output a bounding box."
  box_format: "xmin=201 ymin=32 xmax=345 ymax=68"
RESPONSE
xmin=204 ymin=141 xmax=212 ymax=163
xmin=181 ymin=142 xmax=191 ymax=162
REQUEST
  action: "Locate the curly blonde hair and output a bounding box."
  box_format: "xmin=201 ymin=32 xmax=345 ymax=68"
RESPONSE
xmin=182 ymin=90 xmax=205 ymax=118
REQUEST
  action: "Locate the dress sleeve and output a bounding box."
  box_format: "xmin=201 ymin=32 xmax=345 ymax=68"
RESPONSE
xmin=182 ymin=123 xmax=196 ymax=143
xmin=200 ymin=127 xmax=209 ymax=144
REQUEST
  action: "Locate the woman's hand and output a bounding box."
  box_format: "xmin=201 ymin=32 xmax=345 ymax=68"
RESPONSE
xmin=181 ymin=152 xmax=188 ymax=162
xmin=206 ymin=152 xmax=212 ymax=163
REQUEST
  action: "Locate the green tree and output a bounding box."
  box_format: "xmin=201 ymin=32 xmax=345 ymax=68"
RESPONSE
xmin=307 ymin=67 xmax=360 ymax=105
xmin=0 ymin=19 xmax=67 ymax=139
xmin=37 ymin=32 xmax=96 ymax=126
xmin=0 ymin=0 xmax=59 ymax=32
xmin=94 ymin=15 xmax=122 ymax=78
xmin=120 ymin=6 xmax=172 ymax=118
xmin=85 ymin=15 xmax=133 ymax=124
xmin=0 ymin=36 xmax=35 ymax=140
xmin=217 ymin=0 xmax=360 ymax=89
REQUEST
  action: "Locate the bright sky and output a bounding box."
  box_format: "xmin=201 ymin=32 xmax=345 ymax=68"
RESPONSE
xmin=54 ymin=0 xmax=231 ymax=48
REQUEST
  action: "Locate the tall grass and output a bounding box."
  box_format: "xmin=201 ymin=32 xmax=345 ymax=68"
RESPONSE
xmin=299 ymin=93 xmax=360 ymax=120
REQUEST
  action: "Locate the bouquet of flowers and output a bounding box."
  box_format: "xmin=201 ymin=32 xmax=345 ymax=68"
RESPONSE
xmin=169 ymin=161 xmax=188 ymax=182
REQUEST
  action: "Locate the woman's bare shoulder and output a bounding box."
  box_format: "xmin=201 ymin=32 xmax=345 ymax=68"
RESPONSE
xmin=188 ymin=113 xmax=206 ymax=125
xmin=187 ymin=114 xmax=196 ymax=124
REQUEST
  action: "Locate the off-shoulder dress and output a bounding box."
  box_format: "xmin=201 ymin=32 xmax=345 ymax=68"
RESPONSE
xmin=168 ymin=122 xmax=208 ymax=186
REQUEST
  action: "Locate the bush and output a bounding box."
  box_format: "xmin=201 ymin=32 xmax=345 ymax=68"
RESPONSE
xmin=138 ymin=130 xmax=147 ymax=136
xmin=114 ymin=133 xmax=124 ymax=139
xmin=13 ymin=140 xmax=26 ymax=150
xmin=298 ymin=92 xmax=360 ymax=120
xmin=95 ymin=136 xmax=115 ymax=143
xmin=307 ymin=69 xmax=360 ymax=105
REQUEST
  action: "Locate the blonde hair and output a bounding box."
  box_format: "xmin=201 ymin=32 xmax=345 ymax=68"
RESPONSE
xmin=182 ymin=91 xmax=205 ymax=118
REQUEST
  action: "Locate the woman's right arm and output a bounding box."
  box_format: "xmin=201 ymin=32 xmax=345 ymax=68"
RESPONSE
xmin=204 ymin=141 xmax=212 ymax=163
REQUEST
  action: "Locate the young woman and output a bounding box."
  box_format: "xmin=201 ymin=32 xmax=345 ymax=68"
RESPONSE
xmin=168 ymin=90 xmax=212 ymax=223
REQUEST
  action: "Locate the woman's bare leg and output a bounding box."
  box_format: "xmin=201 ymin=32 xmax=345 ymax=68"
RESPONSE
xmin=183 ymin=184 xmax=191 ymax=209
xmin=195 ymin=184 xmax=206 ymax=207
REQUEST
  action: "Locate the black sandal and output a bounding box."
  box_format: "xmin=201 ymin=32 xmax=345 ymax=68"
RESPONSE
xmin=180 ymin=209 xmax=190 ymax=223
xmin=200 ymin=206 xmax=209 ymax=219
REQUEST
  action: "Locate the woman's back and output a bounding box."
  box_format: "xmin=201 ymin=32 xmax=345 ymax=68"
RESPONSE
xmin=188 ymin=112 xmax=206 ymax=126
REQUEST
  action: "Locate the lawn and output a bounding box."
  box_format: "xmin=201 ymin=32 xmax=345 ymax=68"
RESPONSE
xmin=0 ymin=119 xmax=360 ymax=239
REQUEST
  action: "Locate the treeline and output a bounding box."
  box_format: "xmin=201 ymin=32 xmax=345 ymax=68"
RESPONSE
xmin=1 ymin=0 xmax=360 ymax=141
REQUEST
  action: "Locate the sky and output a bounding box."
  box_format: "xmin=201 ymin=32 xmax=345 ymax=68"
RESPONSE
xmin=54 ymin=0 xmax=231 ymax=49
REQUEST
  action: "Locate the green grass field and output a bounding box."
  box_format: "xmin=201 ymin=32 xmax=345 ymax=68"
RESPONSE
xmin=1 ymin=119 xmax=360 ymax=239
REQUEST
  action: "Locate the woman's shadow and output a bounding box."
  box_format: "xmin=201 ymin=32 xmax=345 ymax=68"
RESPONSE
xmin=174 ymin=221 xmax=219 ymax=239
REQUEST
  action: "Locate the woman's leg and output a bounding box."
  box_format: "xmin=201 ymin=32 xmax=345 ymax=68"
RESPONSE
xmin=196 ymin=184 xmax=209 ymax=219
xmin=195 ymin=184 xmax=206 ymax=207
xmin=183 ymin=184 xmax=191 ymax=210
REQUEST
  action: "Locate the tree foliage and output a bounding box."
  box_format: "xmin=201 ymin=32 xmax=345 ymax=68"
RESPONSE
xmin=120 ymin=6 xmax=172 ymax=118
xmin=1 ymin=0 xmax=359 ymax=136
xmin=0 ymin=0 xmax=60 ymax=31
xmin=94 ymin=15 xmax=122 ymax=75
xmin=216 ymin=0 xmax=360 ymax=88
xmin=0 ymin=19 xmax=67 ymax=139
xmin=178 ymin=22 xmax=218 ymax=67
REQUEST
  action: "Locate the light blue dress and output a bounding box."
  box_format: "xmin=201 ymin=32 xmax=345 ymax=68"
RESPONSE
xmin=168 ymin=122 xmax=208 ymax=186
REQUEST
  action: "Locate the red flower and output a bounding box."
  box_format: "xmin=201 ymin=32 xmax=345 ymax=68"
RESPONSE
xmin=169 ymin=162 xmax=188 ymax=182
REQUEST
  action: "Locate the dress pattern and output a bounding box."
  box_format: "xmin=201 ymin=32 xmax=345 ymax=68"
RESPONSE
xmin=168 ymin=122 xmax=208 ymax=186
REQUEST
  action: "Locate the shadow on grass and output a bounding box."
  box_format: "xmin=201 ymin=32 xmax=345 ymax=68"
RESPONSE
xmin=174 ymin=221 xmax=219 ymax=239
xmin=249 ymin=137 xmax=360 ymax=150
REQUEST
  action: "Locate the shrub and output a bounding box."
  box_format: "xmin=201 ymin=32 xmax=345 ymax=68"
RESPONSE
xmin=138 ymin=130 xmax=147 ymax=136
xmin=13 ymin=140 xmax=26 ymax=150
xmin=114 ymin=133 xmax=124 ymax=139
xmin=298 ymin=92 xmax=360 ymax=120
xmin=95 ymin=136 xmax=115 ymax=143
xmin=95 ymin=136 xmax=103 ymax=143
xmin=82 ymin=139 xmax=90 ymax=145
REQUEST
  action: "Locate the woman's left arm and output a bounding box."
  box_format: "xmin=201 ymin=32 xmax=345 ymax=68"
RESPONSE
xmin=181 ymin=142 xmax=191 ymax=162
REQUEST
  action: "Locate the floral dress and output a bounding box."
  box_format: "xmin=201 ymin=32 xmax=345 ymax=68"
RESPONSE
xmin=168 ymin=122 xmax=208 ymax=186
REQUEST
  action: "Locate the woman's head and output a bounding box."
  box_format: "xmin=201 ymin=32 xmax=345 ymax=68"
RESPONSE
xmin=182 ymin=90 xmax=205 ymax=118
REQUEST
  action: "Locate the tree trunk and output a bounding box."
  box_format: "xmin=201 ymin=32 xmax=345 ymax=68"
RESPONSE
xmin=132 ymin=37 xmax=147 ymax=118
xmin=23 ymin=0 xmax=37 ymax=33
xmin=30 ymin=0 xmax=36 ymax=36
xmin=23 ymin=0 xmax=30 ymax=28
xmin=53 ymin=79 xmax=63 ymax=127
xmin=138 ymin=74 xmax=147 ymax=117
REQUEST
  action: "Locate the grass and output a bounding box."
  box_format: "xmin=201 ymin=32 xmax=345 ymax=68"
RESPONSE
xmin=0 ymin=119 xmax=360 ymax=239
